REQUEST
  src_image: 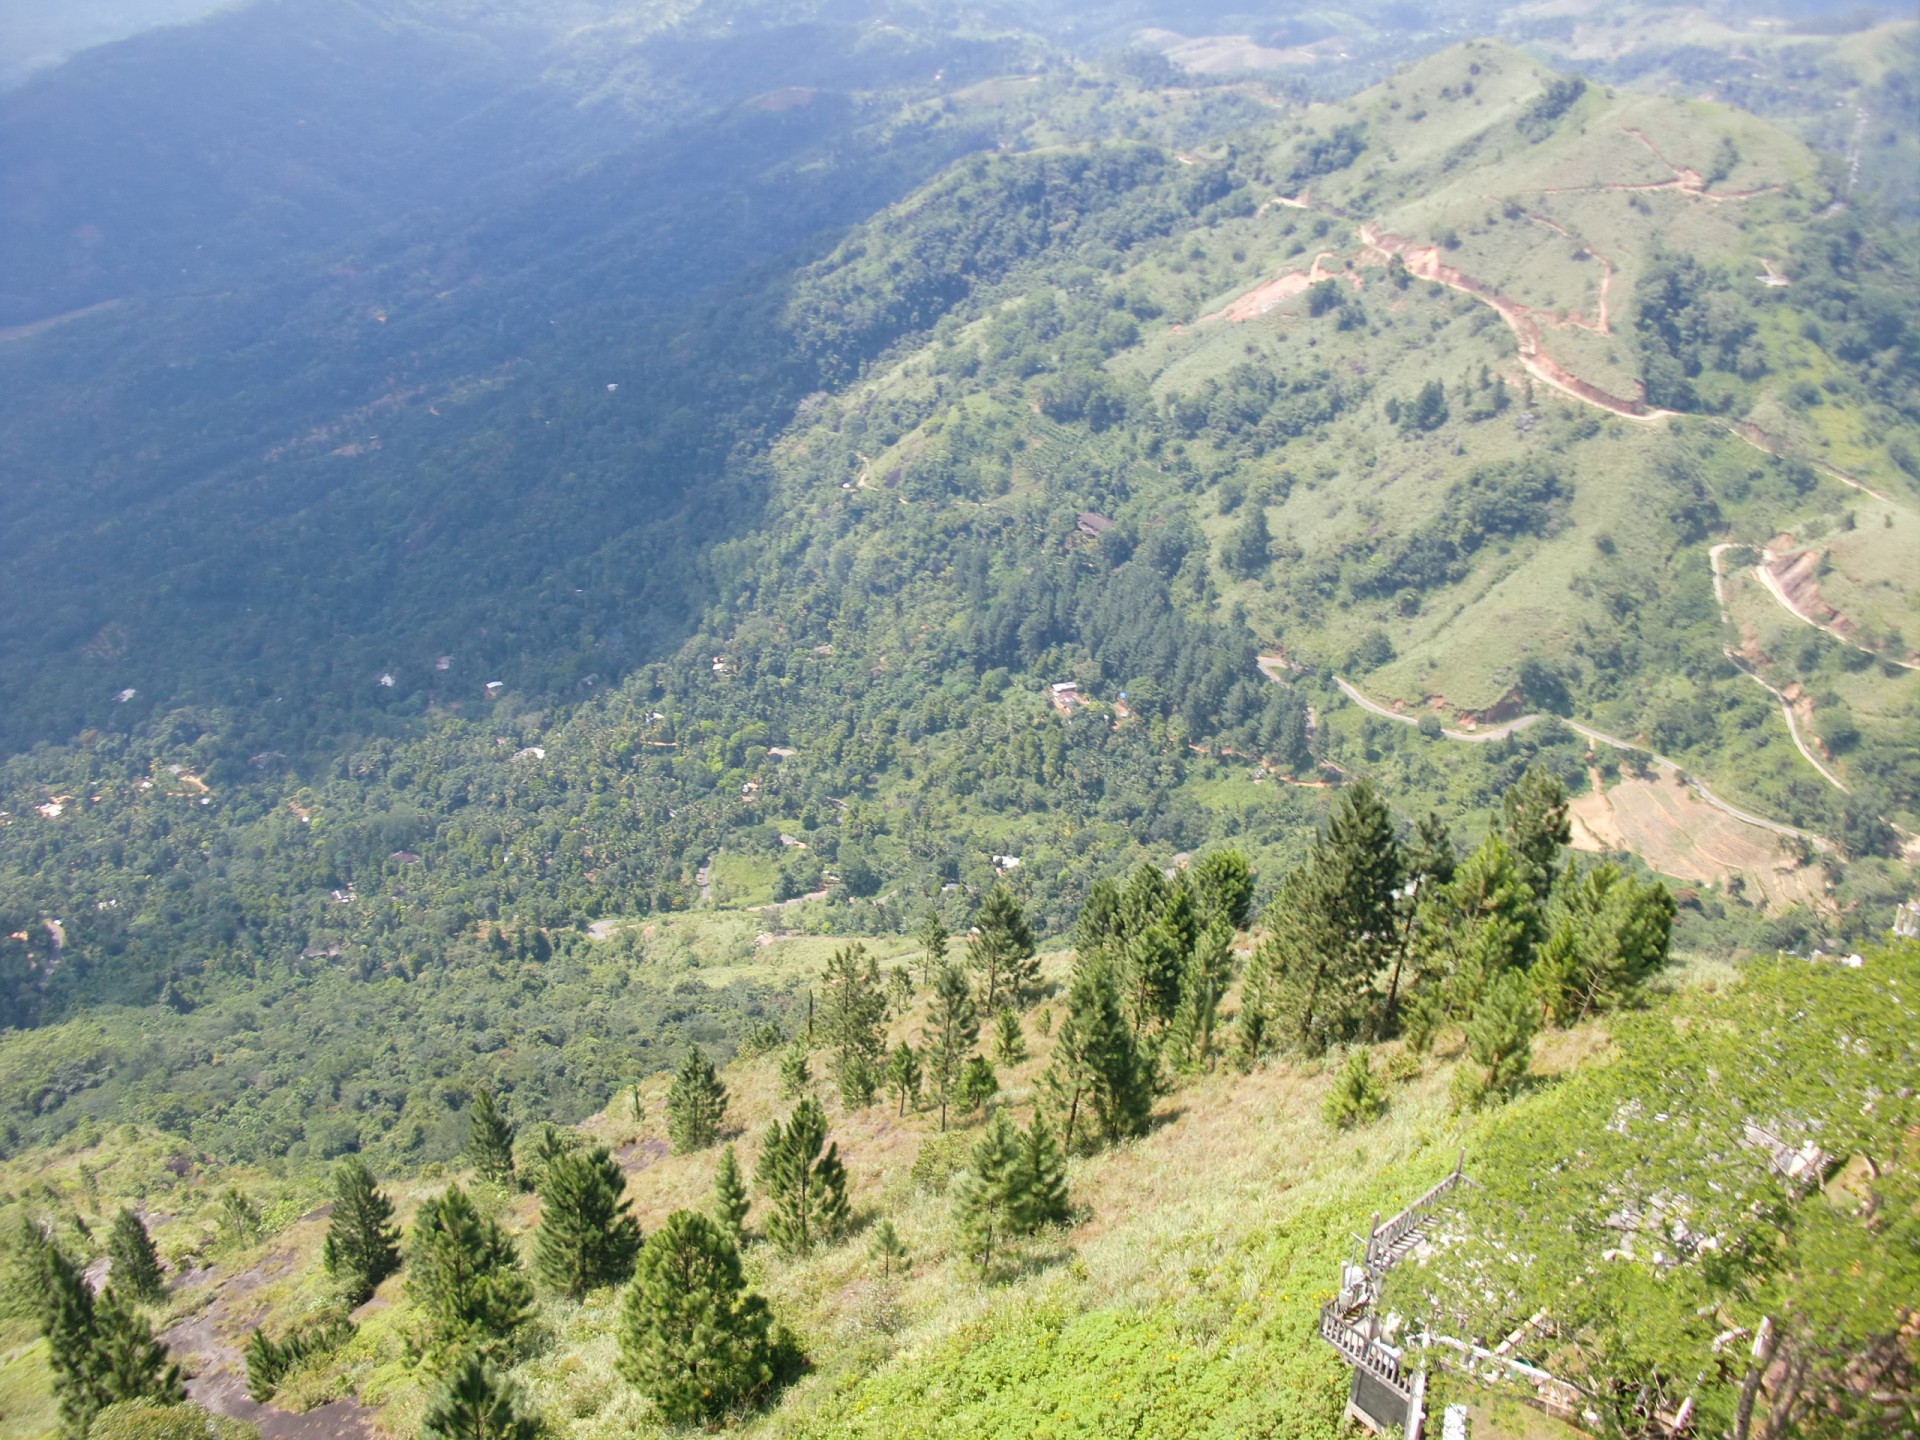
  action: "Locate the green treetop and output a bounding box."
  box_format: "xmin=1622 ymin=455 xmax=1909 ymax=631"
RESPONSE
xmin=617 ymin=1210 xmax=794 ymax=1423
xmin=320 ymin=1159 xmax=400 ymax=1306
xmin=1044 ymin=951 xmax=1152 ymax=1151
xmin=405 ymin=1183 xmax=533 ymax=1359
xmin=419 ymin=1350 xmax=541 ymax=1440
xmin=711 ymin=1144 xmax=750 ymax=1241
xmin=819 ymin=943 xmax=887 ymax=1110
xmin=535 ymin=1144 xmax=642 ymax=1296
xmin=754 ymin=1097 xmax=849 ymax=1255
xmin=107 ymin=1209 xmax=165 ymax=1306
xmin=968 ymin=884 xmax=1037 ymax=1011
xmin=467 ymin=1088 xmax=517 ymax=1190
xmin=922 ymin=961 xmax=979 ymax=1131
xmin=665 ymin=1047 xmax=729 ymax=1154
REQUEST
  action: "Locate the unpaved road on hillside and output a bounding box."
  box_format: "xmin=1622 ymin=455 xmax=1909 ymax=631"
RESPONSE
xmin=1322 ymin=673 xmax=1832 ymax=850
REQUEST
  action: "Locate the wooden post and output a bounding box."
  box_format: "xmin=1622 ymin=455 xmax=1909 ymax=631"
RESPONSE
xmin=1366 ymin=1212 xmax=1381 ymax=1269
xmin=1404 ymin=1368 xmax=1427 ymax=1440
xmin=1455 ymin=1146 xmax=1465 ymax=1179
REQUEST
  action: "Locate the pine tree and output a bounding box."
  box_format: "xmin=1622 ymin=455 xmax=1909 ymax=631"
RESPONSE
xmin=91 ymin=1287 xmax=185 ymax=1411
xmin=1498 ymin=766 xmax=1572 ymax=912
xmin=866 ymin=1219 xmax=910 ymax=1279
xmin=617 ymin=1210 xmax=793 ymax=1423
xmin=419 ymin=1350 xmax=541 ymax=1440
xmin=520 ymin=1122 xmax=581 ymax=1193
xmin=992 ymin=1007 xmax=1026 ymax=1065
xmin=1119 ymin=862 xmax=1172 ymax=938
xmin=1191 ymin=849 xmax=1255 ymax=931
xmin=320 ymin=1159 xmax=400 ymax=1306
xmin=665 ymin=1047 xmax=729 ymax=1154
xmin=819 ymin=943 xmax=887 ymax=1110
xmin=916 ymin=910 xmax=950 ymax=991
xmin=107 ymin=1209 xmax=165 ymax=1305
xmin=754 ymin=1098 xmax=849 ymax=1255
xmin=405 ymin=1183 xmax=533 ymax=1358
xmin=1043 ymin=954 xmax=1152 ymax=1152
xmin=711 ymin=1145 xmax=750 ymax=1241
xmin=1013 ymin=1117 xmax=1070 ymax=1231
xmin=1534 ymin=861 xmax=1676 ymax=1024
xmin=43 ymin=1241 xmax=108 ymax=1439
xmin=957 ymin=1055 xmax=998 ymax=1116
xmin=777 ymin=1043 xmax=811 ymax=1099
xmin=1262 ymin=779 xmax=1406 ymax=1052
xmin=1072 ymin=878 xmax=1123 ymax=963
xmin=921 ymin=962 xmax=978 ymax=1131
xmin=535 ymin=1145 xmax=642 ymax=1296
xmin=1166 ymin=922 xmax=1233 ymax=1074
xmin=1322 ymin=1049 xmax=1388 ymax=1128
xmin=968 ymin=884 xmax=1037 ymax=1011
xmin=1414 ymin=833 xmax=1537 ymax=1024
xmin=950 ymin=1109 xmax=1024 ymax=1273
xmin=1454 ymin=970 xmax=1537 ymax=1110
xmin=3 ymin=1216 xmax=51 ymax=1326
xmin=218 ymin=1189 xmax=260 ymax=1248
xmin=884 ymin=1041 xmax=921 ymax=1116
xmin=467 ymin=1088 xmax=517 ymax=1190
xmin=40 ymin=1241 xmax=184 ymax=1440
xmin=1121 ymin=919 xmax=1185 ymax=1032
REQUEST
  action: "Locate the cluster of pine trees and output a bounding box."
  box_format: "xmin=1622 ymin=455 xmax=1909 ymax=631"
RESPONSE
xmin=18 ymin=774 xmax=1672 ymax=1439
xmin=1241 ymin=771 xmax=1674 ymax=1108
xmin=11 ymin=1209 xmax=183 ymax=1439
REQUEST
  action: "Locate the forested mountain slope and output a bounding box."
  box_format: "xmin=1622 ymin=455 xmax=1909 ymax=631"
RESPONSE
xmin=3 ymin=20 xmax=1917 ymax=1164
xmin=2 ymin=3 xmax=1917 ymax=1437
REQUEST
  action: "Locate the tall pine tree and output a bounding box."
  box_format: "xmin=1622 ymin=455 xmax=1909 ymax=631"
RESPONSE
xmin=321 ymin=1159 xmax=400 ymax=1306
xmin=884 ymin=1041 xmax=921 ymax=1117
xmin=1013 ymin=1116 xmax=1070 ymax=1231
xmin=665 ymin=1048 xmax=729 ymax=1154
xmin=950 ymin=1110 xmax=1025 ymax=1273
xmin=819 ymin=943 xmax=887 ymax=1110
xmin=916 ymin=910 xmax=950 ymax=991
xmin=1166 ymin=922 xmax=1234 ymax=1074
xmin=968 ymin=884 xmax=1037 ymax=1011
xmin=1191 ymin=849 xmax=1255 ymax=932
xmin=921 ymin=962 xmax=978 ymax=1132
xmin=467 ymin=1088 xmax=517 ymax=1190
xmin=535 ymin=1145 xmax=642 ymax=1296
xmin=406 ymin=1183 xmax=533 ymax=1358
xmin=754 ymin=1098 xmax=849 ymax=1255
xmin=107 ymin=1209 xmax=165 ymax=1306
xmin=617 ymin=1210 xmax=792 ymax=1424
xmin=711 ymin=1145 xmax=750 ymax=1242
xmin=1043 ymin=953 xmax=1152 ymax=1151
xmin=1251 ymin=780 xmax=1404 ymax=1053
xmin=39 ymin=1241 xmax=183 ymax=1440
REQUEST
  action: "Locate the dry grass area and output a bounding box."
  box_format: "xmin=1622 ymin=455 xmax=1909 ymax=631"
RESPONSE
xmin=1568 ymin=770 xmax=1824 ymax=911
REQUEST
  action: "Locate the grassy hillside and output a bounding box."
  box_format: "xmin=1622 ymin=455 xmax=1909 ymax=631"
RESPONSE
xmin=5 ymin=910 xmax=1912 ymax=1438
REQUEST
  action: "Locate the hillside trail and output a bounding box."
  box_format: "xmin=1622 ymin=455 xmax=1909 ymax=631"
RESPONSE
xmin=1323 ymin=672 xmax=1833 ymax=850
xmin=1356 ymin=222 xmax=1672 ymax=420
xmin=161 ymin=1226 xmax=378 ymax=1440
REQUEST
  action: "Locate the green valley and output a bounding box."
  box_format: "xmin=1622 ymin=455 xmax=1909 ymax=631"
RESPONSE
xmin=0 ymin=1 xmax=1916 ymax=1436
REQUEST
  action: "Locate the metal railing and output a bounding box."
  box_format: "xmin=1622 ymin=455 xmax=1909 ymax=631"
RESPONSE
xmin=1364 ymin=1155 xmax=1469 ymax=1277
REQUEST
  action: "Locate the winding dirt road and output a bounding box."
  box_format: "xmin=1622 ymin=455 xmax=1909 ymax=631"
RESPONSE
xmin=1325 ymin=673 xmax=1833 ymax=850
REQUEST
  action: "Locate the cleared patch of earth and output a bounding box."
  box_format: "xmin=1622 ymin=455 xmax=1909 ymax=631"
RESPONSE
xmin=1569 ymin=770 xmax=1826 ymax=913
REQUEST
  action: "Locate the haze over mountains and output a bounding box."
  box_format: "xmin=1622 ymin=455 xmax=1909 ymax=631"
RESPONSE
xmin=0 ymin=2 xmax=1916 ymax=1437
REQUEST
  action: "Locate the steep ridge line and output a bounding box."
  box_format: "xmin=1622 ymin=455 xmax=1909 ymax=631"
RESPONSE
xmin=1325 ymin=674 xmax=1833 ymax=850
